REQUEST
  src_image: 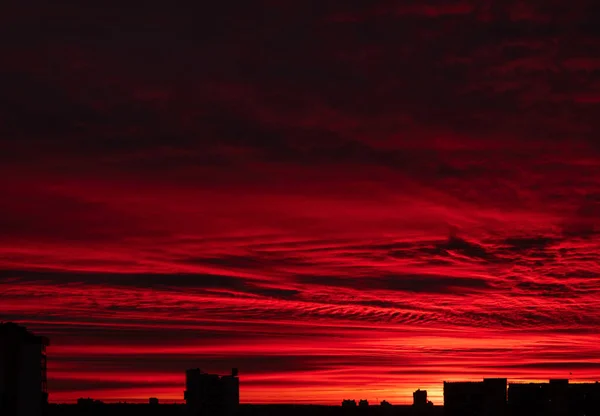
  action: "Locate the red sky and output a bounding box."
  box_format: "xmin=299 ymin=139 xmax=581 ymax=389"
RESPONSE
xmin=2 ymin=0 xmax=600 ymax=405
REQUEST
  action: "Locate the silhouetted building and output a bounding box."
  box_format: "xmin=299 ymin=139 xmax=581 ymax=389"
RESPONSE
xmin=444 ymin=378 xmax=506 ymax=416
xmin=482 ymin=378 xmax=507 ymax=416
xmin=509 ymin=379 xmax=600 ymax=416
xmin=149 ymin=397 xmax=159 ymax=405
xmin=77 ymin=397 xmax=104 ymax=408
xmin=508 ymin=382 xmax=548 ymax=416
xmin=184 ymin=368 xmax=239 ymax=416
xmin=380 ymin=400 xmax=392 ymax=407
xmin=220 ymin=371 xmax=240 ymax=416
xmin=342 ymin=399 xmax=357 ymax=408
xmin=569 ymin=381 xmax=600 ymax=416
xmin=0 ymin=322 xmax=49 ymax=416
xmin=413 ymin=389 xmax=427 ymax=407
xmin=444 ymin=381 xmax=480 ymax=416
xmin=358 ymin=399 xmax=369 ymax=408
xmin=549 ymin=379 xmax=569 ymax=416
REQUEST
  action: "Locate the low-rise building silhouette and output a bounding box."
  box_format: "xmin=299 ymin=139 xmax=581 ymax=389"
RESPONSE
xmin=444 ymin=378 xmax=506 ymax=416
xmin=482 ymin=378 xmax=508 ymax=416
xmin=509 ymin=382 xmax=549 ymax=416
xmin=509 ymin=379 xmax=600 ymax=416
xmin=76 ymin=398 xmax=93 ymax=406
xmin=0 ymin=322 xmax=50 ymax=416
xmin=548 ymin=379 xmax=569 ymax=416
xmin=569 ymin=381 xmax=600 ymax=416
xmin=76 ymin=398 xmax=104 ymax=407
xmin=342 ymin=399 xmax=357 ymax=408
xmin=413 ymin=389 xmax=427 ymax=407
xmin=358 ymin=399 xmax=369 ymax=408
xmin=444 ymin=381 xmax=482 ymax=416
xmin=149 ymin=397 xmax=159 ymax=405
xmin=184 ymin=368 xmax=239 ymax=416
xmin=413 ymin=389 xmax=434 ymax=416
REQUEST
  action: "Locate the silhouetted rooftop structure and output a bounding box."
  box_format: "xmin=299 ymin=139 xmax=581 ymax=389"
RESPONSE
xmin=444 ymin=378 xmax=506 ymax=416
xmin=184 ymin=368 xmax=239 ymax=416
xmin=47 ymin=403 xmax=445 ymax=416
xmin=0 ymin=323 xmax=50 ymax=345
xmin=0 ymin=322 xmax=50 ymax=416
xmin=413 ymin=390 xmax=427 ymax=407
xmin=77 ymin=398 xmax=104 ymax=407
xmin=508 ymin=379 xmax=600 ymax=416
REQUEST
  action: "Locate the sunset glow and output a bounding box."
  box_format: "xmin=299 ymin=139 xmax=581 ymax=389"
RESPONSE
xmin=2 ymin=0 xmax=600 ymax=405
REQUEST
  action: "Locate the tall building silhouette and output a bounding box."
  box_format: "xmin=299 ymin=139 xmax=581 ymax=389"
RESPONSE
xmin=0 ymin=322 xmax=49 ymax=416
xmin=184 ymin=368 xmax=239 ymax=416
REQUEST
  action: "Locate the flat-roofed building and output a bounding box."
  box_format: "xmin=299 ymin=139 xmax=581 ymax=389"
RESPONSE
xmin=0 ymin=322 xmax=49 ymax=416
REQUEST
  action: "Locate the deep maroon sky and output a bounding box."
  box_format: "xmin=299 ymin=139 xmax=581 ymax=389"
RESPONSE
xmin=2 ymin=0 xmax=600 ymax=405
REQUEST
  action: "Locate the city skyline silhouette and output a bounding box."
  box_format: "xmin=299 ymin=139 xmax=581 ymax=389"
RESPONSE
xmin=3 ymin=0 xmax=600 ymax=408
xmin=4 ymin=321 xmax=600 ymax=416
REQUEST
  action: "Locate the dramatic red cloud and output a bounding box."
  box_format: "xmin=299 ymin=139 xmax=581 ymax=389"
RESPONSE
xmin=2 ymin=0 xmax=600 ymax=405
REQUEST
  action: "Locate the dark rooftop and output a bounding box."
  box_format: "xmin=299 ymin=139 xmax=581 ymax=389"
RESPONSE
xmin=0 ymin=322 xmax=50 ymax=346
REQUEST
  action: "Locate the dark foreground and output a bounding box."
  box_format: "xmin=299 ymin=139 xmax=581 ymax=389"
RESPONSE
xmin=48 ymin=404 xmax=443 ymax=416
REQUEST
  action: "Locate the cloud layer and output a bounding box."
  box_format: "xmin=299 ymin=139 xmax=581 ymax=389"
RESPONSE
xmin=2 ymin=0 xmax=600 ymax=405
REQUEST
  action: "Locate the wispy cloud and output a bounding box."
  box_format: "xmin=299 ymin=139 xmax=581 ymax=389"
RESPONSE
xmin=2 ymin=0 xmax=600 ymax=405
